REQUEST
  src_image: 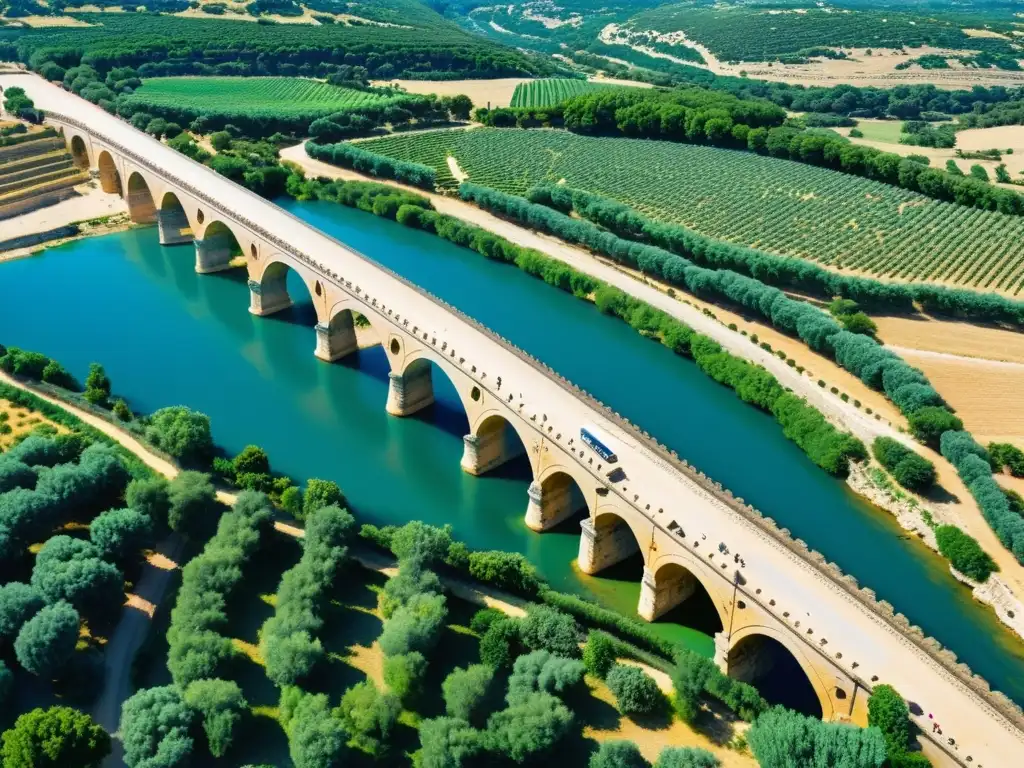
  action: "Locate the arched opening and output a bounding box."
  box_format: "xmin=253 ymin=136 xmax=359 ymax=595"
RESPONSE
xmin=387 ymin=356 xmax=471 ymax=436
xmin=157 ymin=191 xmax=193 ymax=246
xmin=316 ymin=307 xmax=369 ymax=363
xmin=643 ymin=562 xmax=724 ymax=636
xmin=197 ymin=221 xmax=244 ymax=274
xmin=463 ymin=413 xmax=529 ymax=478
xmin=579 ymin=509 xmax=642 ymax=577
xmin=125 ymin=172 xmax=156 ymax=224
xmin=97 ymin=151 xmax=121 ymax=195
xmin=69 ymin=135 xmax=89 ymax=170
xmin=527 ymin=469 xmax=589 ymax=532
xmin=728 ymin=633 xmax=824 ymax=719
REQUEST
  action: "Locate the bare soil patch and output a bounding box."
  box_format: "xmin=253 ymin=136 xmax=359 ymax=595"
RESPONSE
xmin=957 ymin=125 xmax=1024 ymax=151
xmin=876 ymin=315 xmax=1024 ymax=365
xmin=371 ymin=78 xmax=533 ymax=109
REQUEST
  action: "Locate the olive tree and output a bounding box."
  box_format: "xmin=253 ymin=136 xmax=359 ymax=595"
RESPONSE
xmin=0 ymin=582 xmax=45 ymax=648
xmin=443 ymin=664 xmax=494 ymax=724
xmin=167 ymin=471 xmax=219 ymax=539
xmin=120 ymin=685 xmax=194 ymax=768
xmin=90 ymin=508 xmax=155 ymax=564
xmin=183 ymin=678 xmax=247 ymax=758
xmin=1 ymin=706 xmax=110 ymax=768
xmin=606 ymin=664 xmax=663 ymax=716
xmin=14 ymin=602 xmax=79 ymax=678
xmin=591 ymin=741 xmax=649 ymax=768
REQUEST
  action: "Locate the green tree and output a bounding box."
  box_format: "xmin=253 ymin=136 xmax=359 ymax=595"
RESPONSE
xmin=969 ymin=164 xmax=989 ymax=182
xmin=167 ymin=471 xmax=219 ymax=539
xmin=279 ymin=485 xmax=303 ymax=517
xmin=506 ymin=650 xmax=585 ymax=704
xmin=146 ymin=406 xmax=213 ymax=464
xmin=944 ymin=159 xmax=963 ymax=176
xmin=285 ymin=690 xmax=346 ymax=768
xmin=606 ymin=664 xmax=663 ymax=716
xmin=867 ymin=684 xmax=910 ymax=756
xmin=443 ymin=664 xmax=494 ymax=724
xmin=0 ymin=582 xmax=45 ymax=648
xmin=907 ymin=407 xmax=962 ymax=447
xmin=519 ymin=605 xmax=580 ymax=658
xmin=183 ymin=678 xmax=247 ymax=758
xmin=935 ymin=525 xmax=995 ymax=581
xmin=120 ymin=685 xmax=194 ymax=768
xmin=14 ymin=602 xmax=79 ymax=679
xmin=379 ymin=592 xmax=447 ymax=657
xmin=232 ymin=444 xmax=270 ymax=476
xmin=125 ymin=476 xmax=171 ymax=530
xmin=90 ymin=508 xmax=155 ymax=564
xmin=83 ymin=363 xmax=112 ymax=407
xmin=591 ymin=740 xmax=649 ymax=768
xmin=337 ymin=681 xmax=401 ymax=757
xmin=418 ymin=716 xmax=485 ymax=768
xmin=301 ymin=478 xmax=345 ymax=520
xmin=384 ymin=651 xmax=427 ymax=705
xmin=210 ymin=131 xmax=233 ymax=151
xmin=996 ymin=163 xmax=1012 ymax=183
xmin=486 ymin=692 xmax=573 ymax=763
xmin=1 ymin=706 xmax=110 ymax=768
xmin=479 ymin=617 xmax=520 ymax=669
xmin=0 ymin=661 xmax=11 ymax=710
xmin=583 ymin=631 xmax=616 ymax=679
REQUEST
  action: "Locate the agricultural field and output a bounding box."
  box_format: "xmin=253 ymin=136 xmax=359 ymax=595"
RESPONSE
xmin=621 ymin=3 xmax=1024 ymax=63
xmin=357 ymin=127 xmax=1024 ymax=293
xmin=123 ymin=77 xmax=396 ymax=120
xmin=509 ymin=78 xmax=636 ymax=108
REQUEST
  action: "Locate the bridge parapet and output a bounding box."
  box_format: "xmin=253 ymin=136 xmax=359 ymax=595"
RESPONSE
xmin=40 ymin=107 xmax=1024 ymax=763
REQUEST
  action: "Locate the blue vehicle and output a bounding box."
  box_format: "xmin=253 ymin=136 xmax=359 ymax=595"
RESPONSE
xmin=581 ymin=424 xmax=618 ymax=463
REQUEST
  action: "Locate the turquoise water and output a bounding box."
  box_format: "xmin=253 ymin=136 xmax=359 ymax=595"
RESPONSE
xmin=1 ymin=199 xmax=1023 ymax=705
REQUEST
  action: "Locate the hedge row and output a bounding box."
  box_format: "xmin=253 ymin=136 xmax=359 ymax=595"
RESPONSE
xmin=871 ymin=437 xmax=936 ymax=492
xmin=259 ymin=504 xmax=355 ymax=687
xmin=521 ymin=182 xmax=1024 ymax=329
xmin=305 ymin=140 xmax=436 ymax=190
xmin=166 ymin=491 xmax=272 ymax=687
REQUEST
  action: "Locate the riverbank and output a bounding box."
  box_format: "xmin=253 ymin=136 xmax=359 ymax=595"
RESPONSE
xmin=280 ymin=142 xmax=1024 ymax=637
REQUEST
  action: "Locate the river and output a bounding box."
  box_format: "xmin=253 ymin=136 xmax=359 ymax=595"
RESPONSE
xmin=2 ymin=198 xmax=1023 ymax=708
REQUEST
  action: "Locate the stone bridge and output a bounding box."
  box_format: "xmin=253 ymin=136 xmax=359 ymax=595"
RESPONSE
xmin=6 ymin=73 xmax=1023 ymax=767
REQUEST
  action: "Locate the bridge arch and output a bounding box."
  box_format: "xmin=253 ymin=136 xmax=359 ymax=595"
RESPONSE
xmin=195 ymin=220 xmax=246 ymax=274
xmin=69 ymin=134 xmax=89 ymax=170
xmin=97 ymin=150 xmax=120 ymax=195
xmin=156 ymin=191 xmax=194 ymax=246
xmin=462 ymin=411 xmax=532 ymax=478
xmin=387 ymin=352 xmax=476 ymax=428
xmin=315 ymin=303 xmax=384 ymax=363
xmin=641 ymin=557 xmax=727 ymax=634
xmin=250 ymin=258 xmax=324 ymax=321
xmin=125 ymin=172 xmax=157 ymax=224
xmin=579 ymin=505 xmax=647 ymax=576
xmin=525 ymin=466 xmax=591 ymax=532
xmin=727 ymin=625 xmax=832 ymax=720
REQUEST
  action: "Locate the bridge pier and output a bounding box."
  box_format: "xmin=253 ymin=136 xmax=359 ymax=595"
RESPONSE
xmin=578 ymin=517 xmax=640 ymax=574
xmin=248 ymin=279 xmax=292 ymax=316
xmin=525 ymin=476 xmax=585 ymax=531
xmin=157 ymin=208 xmax=192 ymax=246
xmin=126 ymin=184 xmax=156 ymax=224
xmin=713 ymin=631 xmax=730 ymax=674
xmin=386 ymin=365 xmax=434 ymax=417
xmin=315 ymin=319 xmax=358 ymax=362
xmin=195 ymin=233 xmax=236 ymax=274
xmin=461 ymin=420 xmax=526 ymax=476
xmin=638 ymin=565 xmax=697 ymax=622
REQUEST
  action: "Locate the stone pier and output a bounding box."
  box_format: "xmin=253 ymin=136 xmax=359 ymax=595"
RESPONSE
xmin=195 ymin=233 xmax=236 ymax=274
xmin=524 ymin=476 xmax=584 ymax=531
xmin=126 ymin=185 xmax=155 ymax=224
xmin=315 ymin=317 xmax=358 ymax=362
xmin=577 ymin=517 xmax=640 ymax=574
xmin=461 ymin=419 xmax=526 ymax=476
xmin=248 ymin=279 xmax=291 ymax=316
xmin=386 ymin=364 xmax=434 ymax=416
xmin=638 ymin=565 xmax=697 ymax=621
xmin=157 ymin=207 xmax=192 ymax=246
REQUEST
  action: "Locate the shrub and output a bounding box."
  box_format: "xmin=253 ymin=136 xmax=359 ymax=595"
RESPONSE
xmin=120 ymin=685 xmax=194 ymax=768
xmin=468 ymin=550 xmax=541 ymax=595
xmin=748 ymin=707 xmax=886 ymax=768
xmin=470 ymin=607 xmax=504 ymax=635
xmin=591 ymin=740 xmax=649 ymax=768
xmin=183 ymin=678 xmax=246 ymax=758
xmin=418 ymin=716 xmax=486 ymax=768
xmin=384 ymin=651 xmax=427 ymax=705
xmin=871 ymin=437 xmax=936 ymax=492
xmin=507 ymin=650 xmax=585 ymax=704
xmin=0 ymin=706 xmax=111 ymax=768
xmin=907 ymin=407 xmax=962 ymax=447
xmin=379 ymin=592 xmax=447 ymax=657
xmin=31 ymin=536 xmax=124 ymax=623
xmin=867 ymin=684 xmax=910 ymax=757
xmin=145 ymin=406 xmax=213 ymax=464
xmin=284 ymin=689 xmax=346 ymax=768
xmin=301 ymin=477 xmax=345 ymax=520
xmin=112 ymin=399 xmax=133 ymax=421
xmin=443 ymin=664 xmax=495 ymax=724
xmin=389 ymin=520 xmax=453 ymax=564
xmin=232 ymin=444 xmax=269 ymax=476
xmin=0 ymin=660 xmax=10 ymax=709
xmin=606 ymin=664 xmax=663 ymax=716
xmin=654 ymin=747 xmax=720 ymax=768
xmin=0 ymin=459 xmax=36 ymax=494
xmin=935 ymin=525 xmax=996 ymax=581
xmin=379 ymin=558 xmax=443 ymax=619
xmin=519 ymin=605 xmax=580 ymax=658
xmin=280 ymin=485 xmax=303 ymax=517
xmin=14 ymin=602 xmax=79 ymax=678
xmin=989 ymin=442 xmax=1024 ymax=477
xmin=485 ymin=691 xmax=574 ymax=763
xmin=583 ymin=630 xmax=617 ymax=679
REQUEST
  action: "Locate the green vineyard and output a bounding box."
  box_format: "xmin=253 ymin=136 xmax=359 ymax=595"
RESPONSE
xmin=356 ymin=128 xmax=1024 ymax=294
xmin=509 ymin=78 xmax=637 ymax=108
xmin=124 ymin=77 xmax=396 ymax=119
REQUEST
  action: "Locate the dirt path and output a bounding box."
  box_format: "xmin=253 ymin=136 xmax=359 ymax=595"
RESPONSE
xmin=278 ymin=143 xmax=1024 ymax=614
xmin=887 ymin=345 xmax=1024 ymax=370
